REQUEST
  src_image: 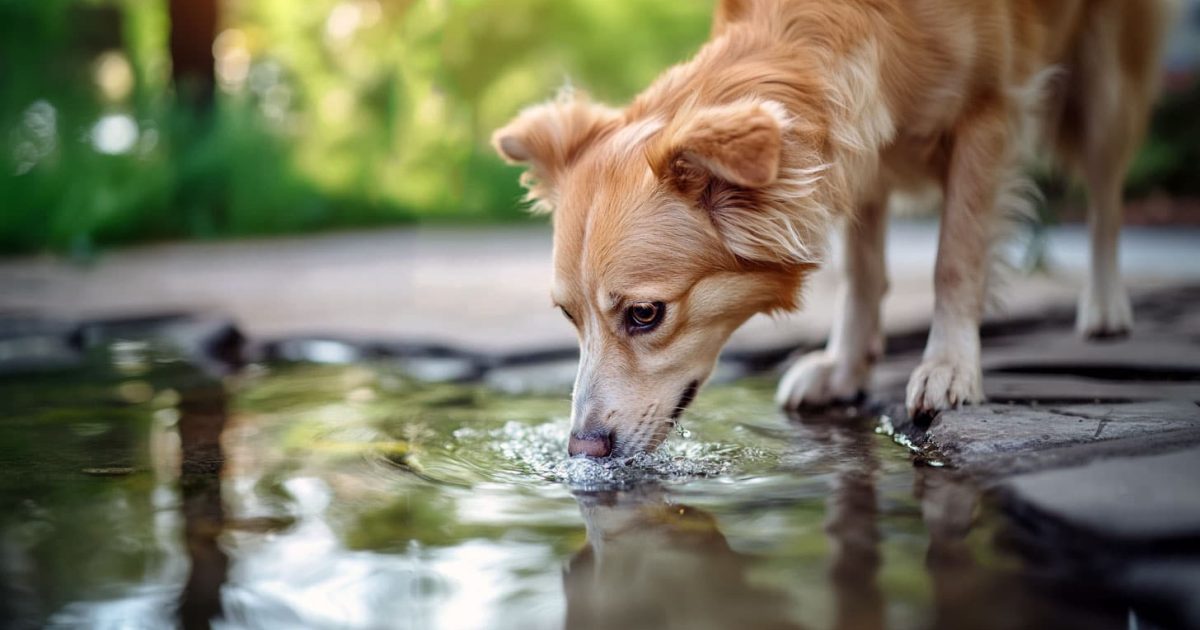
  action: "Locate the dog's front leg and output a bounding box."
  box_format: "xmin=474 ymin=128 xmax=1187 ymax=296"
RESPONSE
xmin=778 ymin=193 xmax=888 ymax=409
xmin=905 ymin=105 xmax=1011 ymax=419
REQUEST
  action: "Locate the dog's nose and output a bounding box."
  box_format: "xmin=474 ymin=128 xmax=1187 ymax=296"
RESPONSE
xmin=568 ymin=430 xmax=613 ymax=458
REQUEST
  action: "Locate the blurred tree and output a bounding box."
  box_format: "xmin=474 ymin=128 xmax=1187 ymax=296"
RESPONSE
xmin=168 ymin=0 xmax=218 ymax=109
xmin=167 ymin=0 xmax=224 ymax=239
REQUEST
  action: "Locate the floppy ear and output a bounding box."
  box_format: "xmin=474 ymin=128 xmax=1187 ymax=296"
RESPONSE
xmin=650 ymin=99 xmax=785 ymax=190
xmin=491 ymin=90 xmax=622 ymax=211
xmin=649 ymin=99 xmax=830 ymax=266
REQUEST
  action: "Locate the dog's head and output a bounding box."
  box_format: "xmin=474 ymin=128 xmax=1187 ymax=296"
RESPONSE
xmin=493 ymin=91 xmax=826 ymax=457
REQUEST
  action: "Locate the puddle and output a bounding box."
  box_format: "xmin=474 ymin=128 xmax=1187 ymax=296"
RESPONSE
xmin=0 ymin=343 xmax=1153 ymax=629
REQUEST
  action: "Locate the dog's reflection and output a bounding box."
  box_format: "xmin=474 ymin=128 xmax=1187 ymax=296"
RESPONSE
xmin=564 ymin=484 xmax=802 ymax=630
xmin=561 ymin=407 xmax=1138 ymax=630
xmin=916 ymin=465 xmax=1008 ymax=630
xmin=789 ymin=411 xmax=885 ymax=630
xmin=562 ymin=413 xmax=896 ymax=630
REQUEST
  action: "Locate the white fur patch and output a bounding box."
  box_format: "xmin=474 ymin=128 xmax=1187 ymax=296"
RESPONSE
xmin=712 ymin=162 xmax=833 ymax=265
xmin=1009 ymin=66 xmax=1063 ymax=160
xmin=827 ymin=43 xmax=896 ymax=155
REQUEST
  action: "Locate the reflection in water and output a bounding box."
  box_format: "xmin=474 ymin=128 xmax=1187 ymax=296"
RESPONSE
xmin=794 ymin=414 xmax=885 ymax=630
xmin=560 ymin=410 xmax=1124 ymax=630
xmin=565 ymin=413 xmax=894 ymax=630
xmin=176 ymin=380 xmax=230 ymax=630
xmin=0 ymin=357 xmax=1168 ymax=629
xmin=566 ymin=484 xmax=801 ymax=630
xmin=913 ymin=467 xmax=1126 ymax=630
xmin=916 ymin=466 xmax=986 ymax=630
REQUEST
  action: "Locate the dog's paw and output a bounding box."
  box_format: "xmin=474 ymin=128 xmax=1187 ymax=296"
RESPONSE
xmin=1076 ymin=284 xmax=1132 ymax=340
xmin=776 ymin=351 xmax=868 ymax=410
xmin=904 ymin=355 xmax=983 ymax=420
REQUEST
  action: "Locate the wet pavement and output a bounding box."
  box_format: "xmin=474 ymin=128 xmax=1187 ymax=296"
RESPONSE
xmin=878 ymin=284 xmax=1200 ymax=483
xmin=0 ymin=339 xmax=1188 ymax=629
xmin=2 ymin=230 xmax=1199 ymax=628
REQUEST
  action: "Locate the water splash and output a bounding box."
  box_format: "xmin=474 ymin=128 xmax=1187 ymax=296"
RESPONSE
xmin=463 ymin=421 xmax=772 ymax=490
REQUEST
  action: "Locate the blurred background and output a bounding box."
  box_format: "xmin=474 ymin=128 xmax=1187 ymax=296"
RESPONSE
xmin=1 ymin=0 xmax=1198 ymax=258
xmin=1 ymin=0 xmax=722 ymax=257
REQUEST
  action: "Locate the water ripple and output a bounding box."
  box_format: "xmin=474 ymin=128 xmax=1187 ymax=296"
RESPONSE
xmin=456 ymin=421 xmax=775 ymax=490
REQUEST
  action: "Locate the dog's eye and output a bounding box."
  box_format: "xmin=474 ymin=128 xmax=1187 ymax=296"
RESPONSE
xmin=558 ymin=306 xmax=576 ymax=324
xmin=625 ymin=301 xmax=665 ymax=333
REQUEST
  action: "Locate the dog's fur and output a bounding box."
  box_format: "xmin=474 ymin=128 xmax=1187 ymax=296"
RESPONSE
xmin=493 ymin=0 xmax=1174 ymax=456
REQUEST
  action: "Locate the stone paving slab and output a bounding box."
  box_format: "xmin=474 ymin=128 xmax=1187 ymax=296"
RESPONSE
xmin=988 ymin=442 xmax=1200 ymax=625
xmin=1119 ymin=561 xmax=1200 ymax=628
xmin=886 ymin=401 xmax=1200 ymax=475
xmin=982 ymin=376 xmax=1200 ymax=404
xmin=997 ymin=446 xmax=1200 ymax=542
xmin=982 ymin=337 xmax=1200 ymax=374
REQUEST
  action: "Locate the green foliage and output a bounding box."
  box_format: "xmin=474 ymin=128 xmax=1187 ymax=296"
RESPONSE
xmin=1127 ymin=81 xmax=1200 ymax=196
xmin=1 ymin=0 xmax=1195 ymax=255
xmin=0 ymin=0 xmax=714 ymax=254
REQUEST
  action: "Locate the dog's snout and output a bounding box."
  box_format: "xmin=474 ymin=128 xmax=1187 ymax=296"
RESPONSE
xmin=568 ymin=430 xmax=613 ymax=458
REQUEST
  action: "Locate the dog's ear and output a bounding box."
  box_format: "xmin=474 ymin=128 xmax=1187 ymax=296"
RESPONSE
xmin=649 ymin=99 xmax=786 ymax=191
xmin=649 ymin=99 xmax=830 ymax=266
xmin=492 ymin=90 xmax=622 ymax=211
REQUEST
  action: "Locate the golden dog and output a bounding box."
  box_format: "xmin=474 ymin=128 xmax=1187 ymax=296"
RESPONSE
xmin=493 ymin=0 xmax=1174 ymax=457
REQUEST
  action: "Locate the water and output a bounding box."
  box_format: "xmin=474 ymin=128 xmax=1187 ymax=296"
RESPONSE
xmin=0 ymin=342 xmax=1138 ymax=629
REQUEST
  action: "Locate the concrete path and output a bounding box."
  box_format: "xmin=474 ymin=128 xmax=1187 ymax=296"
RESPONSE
xmin=2 ymin=221 xmax=1199 ymax=354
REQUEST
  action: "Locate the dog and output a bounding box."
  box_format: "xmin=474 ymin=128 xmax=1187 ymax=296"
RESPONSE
xmin=492 ymin=0 xmax=1174 ymax=457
